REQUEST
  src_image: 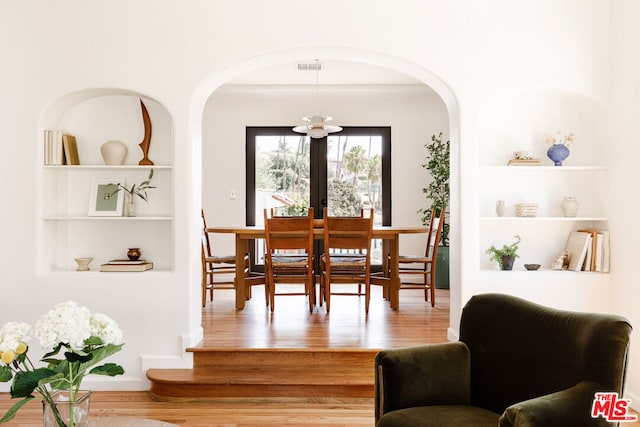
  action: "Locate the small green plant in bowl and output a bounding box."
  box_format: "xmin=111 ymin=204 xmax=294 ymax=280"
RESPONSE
xmin=486 ymin=235 xmax=521 ymax=270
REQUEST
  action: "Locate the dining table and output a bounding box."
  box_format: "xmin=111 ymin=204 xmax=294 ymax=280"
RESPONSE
xmin=206 ymin=224 xmax=428 ymax=310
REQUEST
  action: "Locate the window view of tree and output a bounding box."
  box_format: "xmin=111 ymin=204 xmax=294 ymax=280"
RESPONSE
xmin=248 ymin=127 xmax=389 ymax=267
xmin=327 ymin=135 xmax=382 ymax=225
xmin=254 ymin=133 xmax=383 ymax=223
xmin=255 ymin=135 xmax=311 ymax=219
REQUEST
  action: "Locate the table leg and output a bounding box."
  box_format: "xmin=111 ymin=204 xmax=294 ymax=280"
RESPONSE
xmin=235 ymin=235 xmax=248 ymax=310
xmin=388 ymin=235 xmax=400 ymax=310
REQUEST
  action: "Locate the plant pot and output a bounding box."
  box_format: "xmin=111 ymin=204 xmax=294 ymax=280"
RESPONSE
xmin=435 ymin=246 xmax=449 ymax=289
xmin=43 ymin=390 xmax=91 ymax=427
xmin=501 ymin=255 xmax=516 ymax=271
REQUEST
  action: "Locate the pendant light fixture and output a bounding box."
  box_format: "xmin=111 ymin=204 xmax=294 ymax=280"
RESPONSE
xmin=292 ymin=60 xmax=342 ymax=139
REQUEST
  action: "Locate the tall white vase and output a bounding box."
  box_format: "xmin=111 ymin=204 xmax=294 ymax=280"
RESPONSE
xmin=100 ymin=140 xmax=127 ymax=165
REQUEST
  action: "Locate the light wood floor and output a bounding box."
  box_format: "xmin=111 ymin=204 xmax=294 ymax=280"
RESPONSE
xmin=3 ymin=287 xmax=639 ymax=426
xmin=0 ymin=287 xmax=448 ymax=426
xmin=198 ymin=284 xmax=451 ymax=349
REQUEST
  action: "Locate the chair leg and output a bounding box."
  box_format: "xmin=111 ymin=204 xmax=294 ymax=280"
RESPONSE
xmin=423 ymin=271 xmax=429 ymax=302
xmin=201 ymin=277 xmax=206 ymax=308
xmin=365 ymin=280 xmax=371 ymax=314
xmin=324 ymin=276 xmax=331 ymax=313
xmin=269 ymin=278 xmax=275 ymax=313
xmin=429 ymin=274 xmax=436 ymax=308
xmin=307 ymin=273 xmax=315 ymax=313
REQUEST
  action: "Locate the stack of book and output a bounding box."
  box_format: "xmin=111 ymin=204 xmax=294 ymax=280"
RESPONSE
xmin=507 ymin=158 xmax=542 ymax=166
xmin=100 ymin=259 xmax=154 ymax=272
xmin=564 ymin=229 xmax=610 ymax=272
xmin=44 ymin=130 xmax=80 ymax=165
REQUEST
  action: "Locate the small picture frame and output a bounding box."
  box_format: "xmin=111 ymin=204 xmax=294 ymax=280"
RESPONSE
xmin=88 ymin=179 xmax=125 ymax=216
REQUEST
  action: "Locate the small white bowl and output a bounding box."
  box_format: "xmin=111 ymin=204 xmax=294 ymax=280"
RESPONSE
xmin=514 ymin=151 xmax=534 ymax=160
xmin=74 ymin=257 xmax=93 ymax=271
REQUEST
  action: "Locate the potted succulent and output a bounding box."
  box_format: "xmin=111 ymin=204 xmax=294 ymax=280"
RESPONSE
xmin=486 ymin=235 xmax=521 ymax=270
xmin=418 ymin=132 xmax=450 ymax=288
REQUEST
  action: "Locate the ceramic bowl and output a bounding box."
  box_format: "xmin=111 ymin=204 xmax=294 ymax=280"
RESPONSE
xmin=524 ymin=263 xmax=541 ymax=271
xmin=514 ymin=151 xmax=534 ymax=160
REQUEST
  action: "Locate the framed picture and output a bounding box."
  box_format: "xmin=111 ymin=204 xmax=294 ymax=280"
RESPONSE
xmin=88 ymin=179 xmax=125 ymax=216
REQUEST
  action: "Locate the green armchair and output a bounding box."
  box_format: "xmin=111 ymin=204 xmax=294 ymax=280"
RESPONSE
xmin=375 ymin=293 xmax=632 ymax=426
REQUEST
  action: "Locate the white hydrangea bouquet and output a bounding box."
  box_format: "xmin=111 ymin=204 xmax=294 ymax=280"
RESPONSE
xmin=0 ymin=301 xmax=124 ymax=425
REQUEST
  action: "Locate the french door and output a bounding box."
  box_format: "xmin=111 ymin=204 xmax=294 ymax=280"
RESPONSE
xmin=246 ymin=126 xmax=391 ymax=269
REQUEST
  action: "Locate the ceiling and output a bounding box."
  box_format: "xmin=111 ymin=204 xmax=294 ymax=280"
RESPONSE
xmin=227 ymin=59 xmax=422 ymax=86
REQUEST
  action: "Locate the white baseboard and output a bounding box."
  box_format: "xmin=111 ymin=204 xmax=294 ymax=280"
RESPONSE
xmin=447 ymin=327 xmax=459 ymax=342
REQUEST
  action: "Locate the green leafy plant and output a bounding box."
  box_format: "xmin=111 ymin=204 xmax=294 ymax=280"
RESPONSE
xmin=112 ymin=169 xmax=155 ymax=202
xmin=418 ymin=132 xmax=450 ymax=246
xmin=0 ymin=301 xmax=125 ymax=425
xmin=486 ymin=235 xmax=521 ymax=268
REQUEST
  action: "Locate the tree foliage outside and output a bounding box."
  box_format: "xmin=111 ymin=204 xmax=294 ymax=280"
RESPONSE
xmin=327 ymin=179 xmax=363 ymax=216
xmin=256 ymin=134 xmax=382 ymax=219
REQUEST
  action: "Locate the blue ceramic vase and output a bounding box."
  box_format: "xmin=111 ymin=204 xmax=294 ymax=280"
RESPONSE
xmin=546 ymin=143 xmax=570 ymax=166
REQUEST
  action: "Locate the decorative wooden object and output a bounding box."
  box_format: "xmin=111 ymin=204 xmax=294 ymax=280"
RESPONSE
xmin=138 ymin=99 xmax=154 ymax=165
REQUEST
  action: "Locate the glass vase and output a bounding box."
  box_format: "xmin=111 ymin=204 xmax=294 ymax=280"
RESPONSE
xmin=125 ymin=193 xmax=136 ymax=217
xmin=43 ymin=390 xmax=91 ymax=427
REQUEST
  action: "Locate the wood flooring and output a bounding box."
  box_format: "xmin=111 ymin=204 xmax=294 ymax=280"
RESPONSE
xmin=0 ymin=287 xmax=448 ymax=426
xmin=3 ymin=287 xmax=639 ymax=426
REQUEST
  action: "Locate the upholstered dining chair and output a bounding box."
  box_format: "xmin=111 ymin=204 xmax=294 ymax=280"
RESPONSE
xmin=396 ymin=208 xmax=445 ymax=307
xmin=320 ymin=208 xmax=374 ymax=313
xmin=201 ymin=209 xmax=238 ymax=307
xmin=375 ymin=293 xmax=632 ymax=427
xmin=263 ymin=207 xmax=315 ymax=313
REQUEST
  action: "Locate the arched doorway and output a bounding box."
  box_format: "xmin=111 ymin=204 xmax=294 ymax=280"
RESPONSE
xmin=192 ymin=47 xmax=460 ymax=343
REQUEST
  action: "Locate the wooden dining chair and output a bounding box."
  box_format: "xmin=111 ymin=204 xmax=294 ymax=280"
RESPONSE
xmin=201 ymin=209 xmax=237 ymax=307
xmin=320 ymin=208 xmax=374 ymax=313
xmin=396 ymin=208 xmax=445 ymax=307
xmin=263 ymin=207 xmax=315 ymax=313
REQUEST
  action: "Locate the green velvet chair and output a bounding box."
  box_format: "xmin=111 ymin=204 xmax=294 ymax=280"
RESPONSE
xmin=375 ymin=293 xmax=632 ymax=427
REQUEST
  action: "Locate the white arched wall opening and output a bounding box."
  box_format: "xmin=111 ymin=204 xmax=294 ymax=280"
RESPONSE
xmin=190 ymin=47 xmax=461 ymax=337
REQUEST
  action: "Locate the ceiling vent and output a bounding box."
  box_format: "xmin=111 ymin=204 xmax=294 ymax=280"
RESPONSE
xmin=297 ymin=62 xmax=322 ymax=71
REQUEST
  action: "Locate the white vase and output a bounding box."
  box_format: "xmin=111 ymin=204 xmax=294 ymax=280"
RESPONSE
xmin=561 ymin=196 xmax=579 ymax=217
xmin=100 ymin=140 xmax=127 ymax=165
xmin=125 ymin=193 xmax=136 ymax=217
xmin=495 ymin=200 xmax=505 ymax=217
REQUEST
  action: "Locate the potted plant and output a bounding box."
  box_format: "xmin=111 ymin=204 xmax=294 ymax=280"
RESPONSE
xmin=486 ymin=235 xmax=521 ymax=270
xmin=418 ymin=132 xmax=450 ymax=288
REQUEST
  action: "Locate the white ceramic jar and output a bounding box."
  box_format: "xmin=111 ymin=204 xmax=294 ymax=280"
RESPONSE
xmin=561 ymin=196 xmax=579 ymax=217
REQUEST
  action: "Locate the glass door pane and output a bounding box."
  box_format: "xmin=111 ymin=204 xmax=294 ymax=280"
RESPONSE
xmin=326 ymin=134 xmax=383 ymax=263
xmin=254 ymin=134 xmax=311 ymax=224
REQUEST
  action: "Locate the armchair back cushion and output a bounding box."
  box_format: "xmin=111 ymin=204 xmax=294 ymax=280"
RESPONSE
xmin=460 ymin=293 xmax=632 ymax=415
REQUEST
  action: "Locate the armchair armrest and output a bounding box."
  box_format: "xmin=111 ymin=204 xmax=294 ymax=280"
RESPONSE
xmin=499 ymin=380 xmax=610 ymax=427
xmin=375 ymin=342 xmax=470 ymax=421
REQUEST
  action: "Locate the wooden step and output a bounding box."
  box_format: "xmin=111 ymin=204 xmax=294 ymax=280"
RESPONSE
xmin=147 ymin=348 xmax=379 ymax=401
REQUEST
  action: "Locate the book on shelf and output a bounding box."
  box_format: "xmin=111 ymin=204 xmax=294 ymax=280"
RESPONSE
xmin=105 ymin=259 xmax=148 ymax=265
xmin=44 ymin=130 xmax=78 ymax=165
xmin=507 ymin=159 xmax=542 ymax=166
xmin=100 ymin=262 xmax=153 ymax=272
xmin=578 ymin=228 xmax=610 ymax=273
xmin=564 ymin=231 xmax=592 ymax=272
xmin=62 ymin=134 xmax=80 ymax=165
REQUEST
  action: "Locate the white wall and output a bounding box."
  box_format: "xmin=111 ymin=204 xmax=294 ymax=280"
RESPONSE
xmin=609 ymin=0 xmax=640 ymax=406
xmin=2 ymin=0 xmax=638 ymax=403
